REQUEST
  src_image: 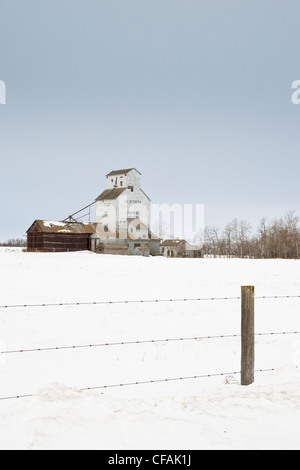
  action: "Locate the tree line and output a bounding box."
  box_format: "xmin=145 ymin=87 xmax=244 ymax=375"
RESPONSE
xmin=2 ymin=211 xmax=300 ymax=258
xmin=0 ymin=238 xmax=26 ymax=247
xmin=204 ymin=211 xmax=300 ymax=259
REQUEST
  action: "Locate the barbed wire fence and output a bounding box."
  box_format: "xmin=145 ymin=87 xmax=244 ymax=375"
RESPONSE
xmin=0 ymin=289 xmax=299 ymax=401
xmin=0 ymin=330 xmax=299 ymax=356
xmin=1 ymin=293 xmax=300 ymax=310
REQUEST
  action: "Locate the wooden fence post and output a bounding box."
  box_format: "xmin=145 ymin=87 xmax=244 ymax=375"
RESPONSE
xmin=241 ymin=286 xmax=255 ymax=385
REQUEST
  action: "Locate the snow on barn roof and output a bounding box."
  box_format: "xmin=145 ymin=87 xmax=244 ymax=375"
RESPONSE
xmin=160 ymin=239 xmax=185 ymax=247
xmin=27 ymin=220 xmax=97 ymax=234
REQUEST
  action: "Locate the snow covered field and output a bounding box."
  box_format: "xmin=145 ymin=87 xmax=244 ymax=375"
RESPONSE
xmin=0 ymin=249 xmax=300 ymax=450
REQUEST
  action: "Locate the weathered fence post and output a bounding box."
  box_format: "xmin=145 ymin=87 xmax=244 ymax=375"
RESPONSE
xmin=241 ymin=286 xmax=255 ymax=385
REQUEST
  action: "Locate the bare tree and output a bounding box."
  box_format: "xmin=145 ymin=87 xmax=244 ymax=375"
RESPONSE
xmin=203 ymin=211 xmax=300 ymax=259
xmin=1 ymin=238 xmax=26 ymax=247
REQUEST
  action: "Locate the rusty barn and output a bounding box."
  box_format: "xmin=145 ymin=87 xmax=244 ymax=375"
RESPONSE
xmin=27 ymin=220 xmax=97 ymax=253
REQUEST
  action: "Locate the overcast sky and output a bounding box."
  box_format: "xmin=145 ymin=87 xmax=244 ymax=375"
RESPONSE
xmin=1 ymin=0 xmax=300 ymax=240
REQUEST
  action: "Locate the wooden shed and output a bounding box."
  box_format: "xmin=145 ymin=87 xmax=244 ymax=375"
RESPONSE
xmin=95 ymin=242 xmax=128 ymax=255
xmin=27 ymin=220 xmax=97 ymax=252
xmin=160 ymin=239 xmax=186 ymax=257
xmin=160 ymin=239 xmax=203 ymax=258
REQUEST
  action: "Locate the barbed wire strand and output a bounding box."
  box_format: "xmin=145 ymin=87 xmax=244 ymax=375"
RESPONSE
xmin=256 ymin=295 xmax=300 ymax=299
xmin=0 ymin=368 xmax=277 ymax=402
xmin=0 ymin=297 xmax=242 ymax=310
xmin=1 ymin=331 xmax=299 ymax=356
xmin=0 ymin=334 xmax=239 ymax=355
xmin=1 ymin=294 xmax=300 ymax=310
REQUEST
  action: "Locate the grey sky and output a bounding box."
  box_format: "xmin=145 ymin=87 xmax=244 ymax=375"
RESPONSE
xmin=1 ymin=0 xmax=300 ymax=240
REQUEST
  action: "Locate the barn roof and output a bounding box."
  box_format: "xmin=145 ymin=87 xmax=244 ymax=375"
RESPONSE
xmin=27 ymin=220 xmax=97 ymax=234
xmin=106 ymin=168 xmax=141 ymax=177
xmin=185 ymin=242 xmax=203 ymax=251
xmin=95 ymin=188 xmax=127 ymax=201
xmin=160 ymin=239 xmax=185 ymax=247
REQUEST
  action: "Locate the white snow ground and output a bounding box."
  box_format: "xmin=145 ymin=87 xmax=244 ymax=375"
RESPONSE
xmin=0 ymin=249 xmax=299 ymax=450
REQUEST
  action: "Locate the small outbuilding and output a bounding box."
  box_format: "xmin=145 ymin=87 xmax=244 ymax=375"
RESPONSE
xmin=95 ymin=242 xmax=129 ymax=255
xmin=160 ymin=239 xmax=186 ymax=257
xmin=160 ymin=239 xmax=203 ymax=258
xmin=27 ymin=220 xmax=97 ymax=252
